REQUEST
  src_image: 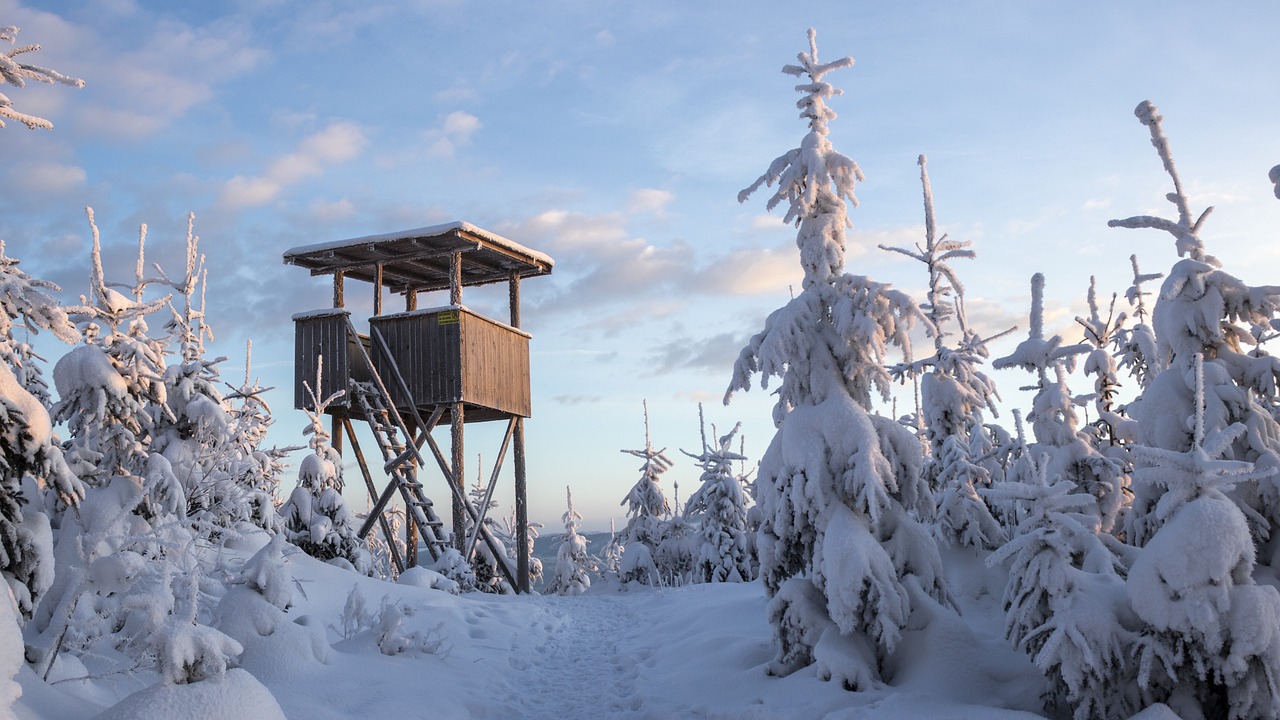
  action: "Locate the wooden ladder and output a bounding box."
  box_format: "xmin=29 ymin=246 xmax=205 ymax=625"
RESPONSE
xmin=350 ymin=381 xmax=450 ymax=564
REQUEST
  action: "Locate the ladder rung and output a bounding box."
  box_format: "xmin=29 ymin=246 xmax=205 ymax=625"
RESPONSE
xmin=384 ymin=449 xmax=415 ymax=473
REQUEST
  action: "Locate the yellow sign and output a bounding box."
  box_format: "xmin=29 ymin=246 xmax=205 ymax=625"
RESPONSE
xmin=438 ymin=310 xmax=460 ymax=325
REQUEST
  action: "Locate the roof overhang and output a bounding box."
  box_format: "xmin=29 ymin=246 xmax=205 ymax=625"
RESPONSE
xmin=282 ymin=221 xmax=554 ymax=294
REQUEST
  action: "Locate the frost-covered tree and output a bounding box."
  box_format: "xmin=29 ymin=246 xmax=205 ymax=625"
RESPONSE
xmin=984 ymin=474 xmax=1138 ymax=719
xmin=1109 ymin=102 xmax=1280 ymax=550
xmin=1126 ymin=356 xmax=1280 ymax=719
xmin=0 ymin=25 xmax=83 ymax=130
xmin=724 ymin=30 xmax=948 ymax=687
xmin=883 ymin=155 xmax=1009 ymax=550
xmin=221 ymin=341 xmax=293 ymax=533
xmin=465 ymin=458 xmax=512 ymax=594
xmin=0 ymin=244 xmax=84 ymax=619
xmin=492 ymin=507 xmax=543 ymax=590
xmin=682 ymin=408 xmax=753 ymax=583
xmin=617 ymin=401 xmax=672 ymax=584
xmin=996 ymin=275 xmax=1125 ymax=534
xmin=144 ymin=217 xmax=253 ymax=536
xmin=546 ymin=487 xmax=594 ymax=596
xmin=31 ymin=216 xmax=223 ymax=681
xmin=279 ymin=360 xmax=371 ymax=575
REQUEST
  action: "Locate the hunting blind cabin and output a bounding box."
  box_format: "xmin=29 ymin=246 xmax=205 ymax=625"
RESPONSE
xmin=283 ymin=222 xmax=554 ymax=592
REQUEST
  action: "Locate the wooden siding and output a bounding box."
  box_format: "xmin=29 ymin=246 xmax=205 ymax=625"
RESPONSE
xmin=294 ymin=310 xmax=372 ymax=412
xmin=370 ymin=308 xmax=530 ymax=420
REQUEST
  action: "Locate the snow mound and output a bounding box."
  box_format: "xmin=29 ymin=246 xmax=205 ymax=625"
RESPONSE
xmin=91 ymin=669 xmax=285 ymax=720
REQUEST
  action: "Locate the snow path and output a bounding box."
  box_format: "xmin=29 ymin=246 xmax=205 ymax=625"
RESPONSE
xmin=498 ymin=593 xmax=646 ymax=719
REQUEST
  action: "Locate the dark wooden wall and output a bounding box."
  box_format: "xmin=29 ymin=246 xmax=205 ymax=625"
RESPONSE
xmin=293 ymin=310 xmax=372 ymax=412
xmin=370 ymin=307 xmax=530 ymax=421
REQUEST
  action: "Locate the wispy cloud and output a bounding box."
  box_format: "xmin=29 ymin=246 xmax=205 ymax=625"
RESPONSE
xmin=626 ymin=188 xmax=674 ymax=217
xmin=66 ymin=15 xmax=266 ymax=140
xmin=218 ymin=121 xmax=368 ymax=208
xmin=425 ymin=110 xmax=481 ymax=158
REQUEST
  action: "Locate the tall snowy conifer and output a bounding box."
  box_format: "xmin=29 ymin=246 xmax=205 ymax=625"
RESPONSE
xmin=1126 ymin=356 xmax=1280 ymax=719
xmin=1108 ymin=102 xmax=1280 ymax=552
xmin=0 ymin=244 xmax=84 ymax=619
xmin=724 ymin=30 xmax=947 ymax=686
xmin=881 ymin=155 xmax=1007 ymax=550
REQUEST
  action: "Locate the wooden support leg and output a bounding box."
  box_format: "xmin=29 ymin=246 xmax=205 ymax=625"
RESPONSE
xmin=406 ymin=509 xmax=419 ymax=568
xmin=514 ymin=417 xmax=530 ymax=593
xmin=451 ymin=403 xmax=466 ymax=552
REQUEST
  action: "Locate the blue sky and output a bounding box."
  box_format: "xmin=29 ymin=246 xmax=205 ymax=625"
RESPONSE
xmin=2 ymin=0 xmax=1279 ymax=531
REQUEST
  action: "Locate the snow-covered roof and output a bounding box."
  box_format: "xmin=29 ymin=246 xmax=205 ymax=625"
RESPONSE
xmin=282 ymin=221 xmax=554 ymax=294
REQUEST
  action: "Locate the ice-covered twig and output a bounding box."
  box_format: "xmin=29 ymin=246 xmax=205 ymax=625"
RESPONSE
xmin=1107 ymin=101 xmax=1214 ymax=263
xmin=0 ymin=26 xmax=84 ymax=130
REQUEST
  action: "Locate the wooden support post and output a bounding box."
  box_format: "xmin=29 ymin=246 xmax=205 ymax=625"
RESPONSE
xmin=451 ymin=402 xmax=466 ymax=551
xmin=331 ymin=415 xmax=343 ymax=455
xmin=406 ymin=289 xmax=417 ymax=312
xmin=449 ymin=252 xmax=462 ymax=306
xmin=514 ymin=416 xmax=529 ymax=593
xmin=373 ymin=263 xmax=383 ymax=317
xmin=509 ymin=272 xmax=521 ymax=329
xmin=333 ymin=270 xmax=345 ymax=308
xmin=404 ymin=415 xmax=418 ymax=568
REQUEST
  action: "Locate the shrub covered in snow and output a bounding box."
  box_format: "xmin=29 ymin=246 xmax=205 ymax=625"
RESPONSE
xmin=279 ymin=360 xmax=371 ymax=575
xmin=546 ymin=486 xmax=595 ymax=595
xmin=682 ymin=411 xmax=754 ymax=583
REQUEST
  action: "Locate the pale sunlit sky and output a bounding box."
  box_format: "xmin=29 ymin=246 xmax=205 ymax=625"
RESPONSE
xmin=3 ymin=0 xmax=1279 ymax=531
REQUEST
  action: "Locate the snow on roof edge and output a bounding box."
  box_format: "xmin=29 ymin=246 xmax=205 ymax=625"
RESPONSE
xmin=282 ymin=221 xmax=554 ymax=269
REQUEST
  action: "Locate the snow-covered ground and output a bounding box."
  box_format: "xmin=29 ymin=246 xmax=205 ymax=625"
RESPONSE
xmin=11 ymin=532 xmax=1050 ymax=719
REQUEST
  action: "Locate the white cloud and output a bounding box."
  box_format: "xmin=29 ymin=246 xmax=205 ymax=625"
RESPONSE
xmin=218 ymin=121 xmax=368 ymax=208
xmin=626 ymin=188 xmax=674 ymax=217
xmin=18 ymin=161 xmax=86 ymax=194
xmin=425 ymin=110 xmax=482 ymax=158
xmin=750 ymin=214 xmax=786 ymax=230
xmin=69 ymin=16 xmax=267 ymax=141
xmin=308 ymin=198 xmax=357 ymax=222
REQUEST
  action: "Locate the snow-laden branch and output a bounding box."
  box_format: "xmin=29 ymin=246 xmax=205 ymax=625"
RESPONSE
xmin=0 ymin=26 xmax=84 ymax=130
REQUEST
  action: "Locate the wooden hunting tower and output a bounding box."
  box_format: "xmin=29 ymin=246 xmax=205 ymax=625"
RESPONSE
xmin=283 ymin=222 xmax=553 ymax=592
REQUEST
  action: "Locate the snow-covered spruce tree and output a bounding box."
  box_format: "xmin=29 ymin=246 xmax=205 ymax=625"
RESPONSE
xmin=724 ymin=30 xmax=948 ymax=687
xmin=145 ymin=216 xmax=255 ymax=537
xmin=0 ymin=25 xmax=83 ymax=130
xmin=1111 ymin=255 xmax=1164 ymax=395
xmin=617 ymin=401 xmax=672 ymax=585
xmin=682 ymin=406 xmax=753 ymax=583
xmin=995 ymin=274 xmax=1126 ymax=535
xmin=499 ymin=510 xmax=543 ymax=590
xmin=465 ymin=459 xmax=513 ymax=594
xmin=0 ymin=244 xmax=84 ymax=619
xmin=1107 ymin=101 xmax=1280 ymax=550
xmin=881 ymin=155 xmax=1008 ymax=550
xmin=1126 ymin=356 xmax=1280 ymax=719
xmin=279 ymin=359 xmax=371 ymax=575
xmin=222 ymin=341 xmax=294 ymax=534
xmin=983 ymin=474 xmax=1139 ymax=720
xmin=32 ymin=216 xmax=236 ymax=683
xmin=546 ymin=487 xmax=595 ymax=595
